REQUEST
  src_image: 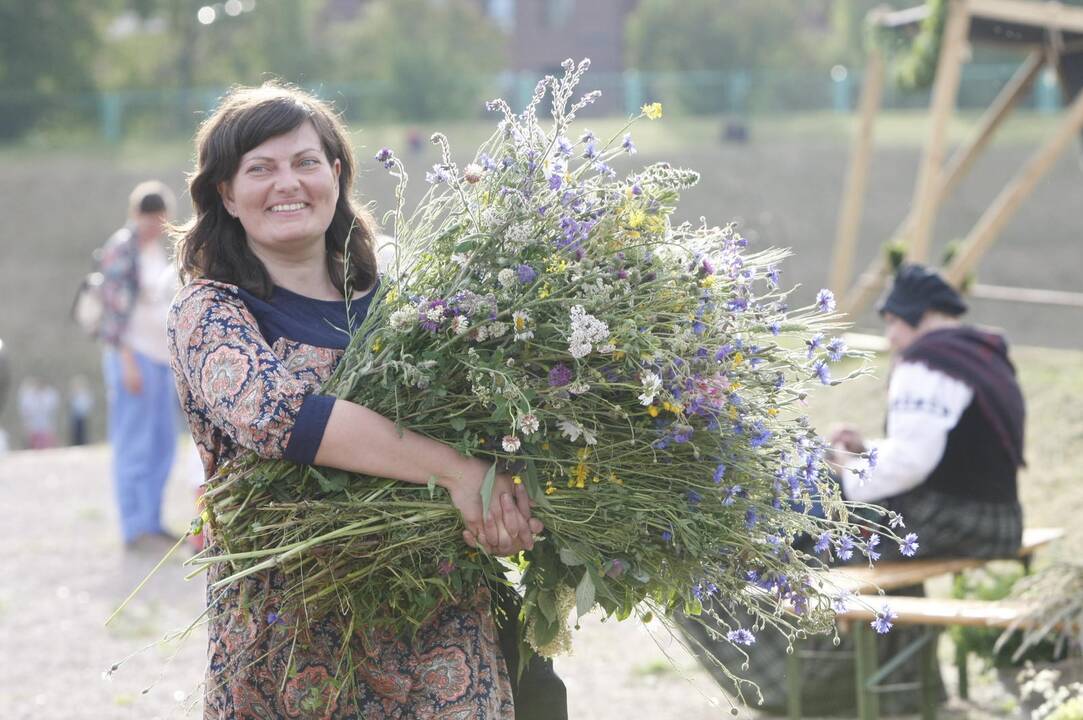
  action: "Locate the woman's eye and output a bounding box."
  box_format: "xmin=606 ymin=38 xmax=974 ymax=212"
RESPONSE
xmin=246 ymin=165 xmax=268 ymax=175
xmin=299 ymin=158 xmax=319 ymax=168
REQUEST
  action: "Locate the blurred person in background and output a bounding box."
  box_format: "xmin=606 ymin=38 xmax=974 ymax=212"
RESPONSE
xmin=17 ymin=376 xmax=59 ymax=449
xmin=99 ymin=180 xmax=180 ymax=550
xmin=68 ymin=374 xmax=94 ymax=445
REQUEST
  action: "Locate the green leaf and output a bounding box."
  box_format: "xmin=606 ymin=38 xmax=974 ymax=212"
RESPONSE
xmin=480 ymin=462 xmax=497 ymax=517
xmin=450 ymin=417 xmax=467 ymax=432
xmin=537 ymin=591 xmax=557 ymax=624
xmin=559 ymin=547 xmax=585 ymax=566
xmin=532 ymin=614 xmax=558 ymax=647
xmin=576 ymin=570 xmax=596 ymax=617
xmin=454 ymin=239 xmax=476 ymax=253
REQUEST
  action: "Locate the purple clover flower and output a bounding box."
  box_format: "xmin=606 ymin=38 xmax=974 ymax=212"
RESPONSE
xmin=899 ymin=533 xmax=920 ymax=557
xmin=548 ymin=363 xmax=573 ymax=387
xmin=516 ymin=264 xmax=536 ymax=284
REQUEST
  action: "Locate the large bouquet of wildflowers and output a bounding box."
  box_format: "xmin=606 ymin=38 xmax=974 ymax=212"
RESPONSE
xmin=195 ymin=60 xmax=904 ymax=692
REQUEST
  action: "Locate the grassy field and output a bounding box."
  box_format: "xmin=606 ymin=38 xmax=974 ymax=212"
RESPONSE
xmin=0 ymin=109 xmax=1080 ymax=444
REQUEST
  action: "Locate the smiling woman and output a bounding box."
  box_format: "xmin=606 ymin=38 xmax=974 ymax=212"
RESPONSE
xmin=167 ymin=83 xmax=559 ymax=719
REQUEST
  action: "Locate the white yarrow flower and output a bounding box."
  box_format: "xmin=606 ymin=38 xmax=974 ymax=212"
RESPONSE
xmin=498 ymin=268 xmax=517 ymax=288
xmin=568 ymin=305 xmax=609 ymax=358
xmin=638 ymin=371 xmax=662 ymax=406
xmin=450 ymin=316 xmax=470 ymax=335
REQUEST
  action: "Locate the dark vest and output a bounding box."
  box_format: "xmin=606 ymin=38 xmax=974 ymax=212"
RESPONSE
xmin=899 ymin=326 xmax=1025 ymax=505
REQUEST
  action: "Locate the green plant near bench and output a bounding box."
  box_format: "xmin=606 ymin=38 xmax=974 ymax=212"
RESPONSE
xmin=950 ymin=567 xmax=1062 ymax=670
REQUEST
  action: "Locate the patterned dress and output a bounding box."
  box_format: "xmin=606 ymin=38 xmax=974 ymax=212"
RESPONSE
xmin=168 ymin=279 xmax=515 ymax=719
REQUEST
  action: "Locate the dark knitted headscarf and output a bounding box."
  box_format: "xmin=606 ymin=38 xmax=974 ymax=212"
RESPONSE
xmin=877 ymin=263 xmax=968 ymax=327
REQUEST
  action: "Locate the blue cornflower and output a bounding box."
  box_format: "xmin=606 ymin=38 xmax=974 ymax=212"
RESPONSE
xmin=814 ymin=532 xmax=832 ymax=555
xmin=872 ymin=606 xmax=897 ymax=634
xmin=813 ymin=360 xmax=831 ymax=385
xmin=806 ymin=333 xmax=824 ymax=359
xmin=727 ymin=629 xmax=756 ymax=646
xmin=749 ymin=423 xmax=772 ymax=448
xmin=687 ymin=489 xmax=702 ymax=506
xmin=769 ymin=321 xmax=781 ymax=336
xmin=865 ymin=533 xmax=882 ymax=561
xmin=548 ymin=173 xmax=562 ymax=191
xmin=661 ymin=529 xmax=673 ymax=543
xmin=479 ymin=152 xmax=497 ymax=171
xmin=580 ymin=129 xmax=596 ymax=143
xmin=815 ymin=288 xmax=836 ymax=313
xmin=832 ymin=591 xmax=853 ymax=613
xmin=826 ymin=337 xmax=847 ymax=362
xmin=556 ymin=136 xmax=573 ymax=157
xmin=837 ymin=535 xmax=855 ymax=561
xmin=715 ymin=344 xmax=734 ymax=362
xmin=712 ymin=463 xmax=726 ymax=484
xmin=723 ymin=484 xmax=743 ymax=505
xmin=867 ymin=447 xmax=879 ymax=469
xmin=582 ymin=140 xmax=598 ymax=160
xmin=745 ymin=509 xmax=758 ymax=529
xmin=889 ymin=513 xmax=906 ymax=530
xmin=631 ymin=182 xmax=643 ymax=196
xmin=517 ymin=264 xmax=537 ymax=284
xmin=692 ymin=321 xmax=706 ymax=336
xmin=622 ymin=132 xmax=636 ymax=154
xmin=425 ymin=164 xmax=451 ymax=185
xmin=266 ymin=611 xmax=285 ymax=626
xmin=899 ymin=533 xmax=920 ymax=557
xmin=766 ymin=265 xmax=781 ymax=287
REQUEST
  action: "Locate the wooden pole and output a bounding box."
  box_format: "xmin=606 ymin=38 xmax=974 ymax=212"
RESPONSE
xmin=839 ymin=38 xmax=1040 ymax=317
xmin=944 ymin=87 xmax=1083 ymax=286
xmin=969 ymin=0 xmax=1083 ymax=35
xmin=907 ymin=0 xmax=972 ymax=263
xmin=830 ymin=49 xmax=885 ymax=296
xmin=969 ymin=284 xmax=1083 ymax=307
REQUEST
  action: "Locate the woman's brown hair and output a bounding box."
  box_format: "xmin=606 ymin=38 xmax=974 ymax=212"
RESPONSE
xmin=175 ymin=82 xmax=378 ymax=298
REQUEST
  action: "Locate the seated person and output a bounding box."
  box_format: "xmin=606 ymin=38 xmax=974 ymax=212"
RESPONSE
xmin=682 ymin=265 xmax=1026 ymax=716
xmin=831 ymin=263 xmax=1025 ymax=560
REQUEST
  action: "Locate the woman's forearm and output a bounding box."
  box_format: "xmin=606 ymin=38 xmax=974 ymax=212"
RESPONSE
xmin=313 ymin=398 xmax=474 ymax=490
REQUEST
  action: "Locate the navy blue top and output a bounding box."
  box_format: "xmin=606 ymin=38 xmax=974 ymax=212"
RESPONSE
xmin=236 ymin=282 xmax=377 ymax=463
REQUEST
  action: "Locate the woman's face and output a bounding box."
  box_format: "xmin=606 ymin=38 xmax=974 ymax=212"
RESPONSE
xmin=883 ymin=312 xmax=918 ymax=354
xmin=219 ymin=121 xmax=340 ymax=258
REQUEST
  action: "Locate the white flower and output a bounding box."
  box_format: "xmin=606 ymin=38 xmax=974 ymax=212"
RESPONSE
xmin=567 ymin=381 xmax=589 ymax=395
xmin=558 ymin=417 xmax=597 ymax=445
xmin=568 ymin=305 xmax=609 ymax=358
xmin=450 ymin=316 xmax=470 ymax=335
xmin=474 ymin=324 xmax=489 ymax=342
xmin=505 ymin=222 xmax=533 ymax=250
xmin=451 ymin=253 xmax=471 ymax=268
xmin=389 ymin=305 xmax=417 ymax=332
xmin=463 ymin=162 xmax=484 ymax=184
xmin=481 ymin=206 xmax=508 ymax=229
xmin=426 ymin=305 xmax=446 ymax=323
xmin=488 ymin=321 xmax=508 ymax=338
xmin=519 ymin=413 xmax=540 ymax=435
xmin=638 ymin=371 xmax=662 ymax=406
xmin=513 ymin=310 xmax=534 ymax=341
xmin=598 ymin=343 xmax=615 ymax=354
xmin=498 ymin=268 xmax=517 ymax=288
xmin=502 ymin=435 xmax=521 ymax=453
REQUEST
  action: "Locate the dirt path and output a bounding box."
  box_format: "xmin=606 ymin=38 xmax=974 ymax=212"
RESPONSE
xmin=1 ymin=443 xmax=1026 ymax=719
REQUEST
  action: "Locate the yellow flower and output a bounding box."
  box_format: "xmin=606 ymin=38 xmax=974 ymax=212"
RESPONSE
xmin=699 ymin=276 xmax=716 ymax=288
xmin=627 ymin=208 xmax=646 ymax=229
xmin=608 ymin=472 xmax=623 ymax=485
xmin=372 ymin=339 xmax=382 ymax=353
xmin=641 ymin=102 xmax=663 ymax=120
xmin=767 ymin=408 xmax=779 ymax=417
xmin=732 ymin=351 xmax=745 ymax=366
xmin=545 ymin=486 xmax=556 ymax=496
xmin=537 ymin=283 xmax=551 ymax=300
xmin=647 ymin=405 xmax=659 ymax=417
xmin=542 ymin=442 xmax=550 ymax=450
xmin=512 ymin=475 xmax=523 ymax=485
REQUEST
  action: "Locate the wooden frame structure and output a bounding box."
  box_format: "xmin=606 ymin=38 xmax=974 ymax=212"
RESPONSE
xmin=831 ymin=0 xmax=1083 ymax=317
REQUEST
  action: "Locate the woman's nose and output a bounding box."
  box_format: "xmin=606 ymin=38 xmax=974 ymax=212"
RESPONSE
xmin=273 ymin=168 xmax=301 ymax=192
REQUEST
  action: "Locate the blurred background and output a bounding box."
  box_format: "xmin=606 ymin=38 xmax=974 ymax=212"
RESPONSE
xmin=1 ymin=0 xmax=1080 ymax=447
xmin=1 ymin=2 xmax=1081 ymax=717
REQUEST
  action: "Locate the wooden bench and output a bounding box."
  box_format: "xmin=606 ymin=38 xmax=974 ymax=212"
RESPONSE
xmin=785 ymin=527 xmax=1064 ymax=720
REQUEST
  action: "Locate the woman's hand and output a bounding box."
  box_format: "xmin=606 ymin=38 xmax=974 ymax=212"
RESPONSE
xmin=446 ymin=459 xmax=543 ymax=556
xmin=120 ymin=348 xmax=143 ymax=395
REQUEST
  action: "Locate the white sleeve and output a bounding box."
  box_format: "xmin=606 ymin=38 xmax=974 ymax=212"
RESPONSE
xmin=840 ymin=361 xmax=973 ymax=503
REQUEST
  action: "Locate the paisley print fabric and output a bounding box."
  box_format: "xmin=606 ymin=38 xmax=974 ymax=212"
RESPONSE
xmin=168 ymin=279 xmax=514 ymax=719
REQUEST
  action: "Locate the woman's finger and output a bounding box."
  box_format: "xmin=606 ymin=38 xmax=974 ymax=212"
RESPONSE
xmin=499 ymin=492 xmax=522 ymax=539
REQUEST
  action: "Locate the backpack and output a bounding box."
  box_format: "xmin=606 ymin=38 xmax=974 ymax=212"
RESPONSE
xmin=70 ymin=247 xmax=106 ymax=338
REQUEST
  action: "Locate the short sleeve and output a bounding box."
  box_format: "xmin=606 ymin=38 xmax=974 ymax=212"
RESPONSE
xmin=168 ymin=282 xmax=335 ymax=463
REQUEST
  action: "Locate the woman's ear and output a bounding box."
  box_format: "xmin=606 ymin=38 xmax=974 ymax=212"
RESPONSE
xmin=332 ymin=158 xmax=341 ymax=196
xmin=217 ymin=181 xmax=237 ymax=218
